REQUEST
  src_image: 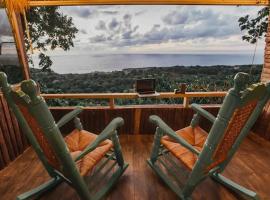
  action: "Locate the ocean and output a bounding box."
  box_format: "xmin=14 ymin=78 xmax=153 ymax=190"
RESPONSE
xmin=33 ymin=53 xmax=264 ymax=74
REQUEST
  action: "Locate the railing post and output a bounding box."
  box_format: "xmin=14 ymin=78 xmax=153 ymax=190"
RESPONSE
xmin=134 ymin=108 xmax=141 ymax=134
xmin=183 ymin=97 xmax=189 ymax=108
xmin=109 ymin=98 xmax=115 ymax=109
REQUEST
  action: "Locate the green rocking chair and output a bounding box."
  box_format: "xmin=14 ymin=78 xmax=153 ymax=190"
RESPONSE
xmin=148 ymin=72 xmax=270 ymax=200
xmin=0 ymin=72 xmax=128 ymax=200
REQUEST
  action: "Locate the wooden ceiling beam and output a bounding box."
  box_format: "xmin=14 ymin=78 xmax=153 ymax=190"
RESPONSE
xmin=28 ymin=0 xmax=269 ymax=7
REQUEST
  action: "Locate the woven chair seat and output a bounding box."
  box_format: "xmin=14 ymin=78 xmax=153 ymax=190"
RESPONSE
xmin=161 ymin=126 xmax=207 ymax=170
xmin=65 ymin=129 xmax=113 ymax=176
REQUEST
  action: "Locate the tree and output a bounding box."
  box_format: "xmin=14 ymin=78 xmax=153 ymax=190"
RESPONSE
xmin=25 ymin=6 xmax=78 ymax=71
xmin=238 ymin=7 xmax=269 ymax=44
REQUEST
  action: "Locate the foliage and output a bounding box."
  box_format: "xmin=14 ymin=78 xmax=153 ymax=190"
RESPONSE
xmin=239 ymin=7 xmax=269 ymax=44
xmin=1 ymin=64 xmax=262 ymax=106
xmin=28 ymin=65 xmax=262 ymax=106
xmin=25 ymin=6 xmax=78 ymax=70
xmin=0 ymin=65 xmax=24 ymax=84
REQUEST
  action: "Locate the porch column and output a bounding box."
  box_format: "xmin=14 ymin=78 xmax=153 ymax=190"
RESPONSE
xmin=261 ymin=11 xmax=270 ymax=82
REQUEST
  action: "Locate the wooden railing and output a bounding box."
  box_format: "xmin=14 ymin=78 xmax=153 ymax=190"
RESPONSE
xmin=42 ymin=91 xmax=227 ymax=109
xmin=1 ymin=90 xmax=270 ymax=170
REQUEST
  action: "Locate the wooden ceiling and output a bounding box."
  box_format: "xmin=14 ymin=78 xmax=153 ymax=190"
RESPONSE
xmin=0 ymin=0 xmax=268 ymax=9
xmin=24 ymin=0 xmax=270 ymax=6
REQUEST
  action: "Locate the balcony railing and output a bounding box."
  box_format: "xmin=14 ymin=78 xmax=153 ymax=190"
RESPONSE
xmin=41 ymin=91 xmax=227 ymax=109
xmin=0 ymin=90 xmax=269 ymax=171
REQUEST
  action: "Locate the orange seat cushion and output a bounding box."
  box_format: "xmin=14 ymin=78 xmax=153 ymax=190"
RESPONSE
xmin=161 ymin=126 xmax=207 ymax=170
xmin=65 ymin=129 xmax=113 ymax=176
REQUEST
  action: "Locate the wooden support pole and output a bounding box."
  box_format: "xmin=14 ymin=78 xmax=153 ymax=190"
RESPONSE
xmin=262 ymin=7 xmax=270 ymax=83
xmin=28 ymin=0 xmax=269 ymax=6
xmin=134 ymin=108 xmax=142 ymax=134
xmin=109 ymin=98 xmax=115 ymax=109
xmin=183 ymin=97 xmax=189 ymax=108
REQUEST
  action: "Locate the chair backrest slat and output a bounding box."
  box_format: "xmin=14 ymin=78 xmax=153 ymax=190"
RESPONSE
xmin=14 ymin=96 xmax=60 ymax=169
xmin=0 ymin=73 xmax=73 ymax=174
xmin=194 ymin=73 xmax=270 ymax=173
xmin=209 ymin=100 xmax=258 ymax=169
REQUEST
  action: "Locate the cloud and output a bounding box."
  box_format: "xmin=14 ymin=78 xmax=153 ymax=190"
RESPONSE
xmin=80 ymin=29 xmax=88 ymax=34
xmin=108 ymin=18 xmax=120 ymax=30
xmin=0 ymin=11 xmax=13 ymax=42
xmin=63 ymin=7 xmax=98 ymax=18
xmin=90 ymin=13 xmax=141 ymax=44
xmin=95 ymin=20 xmax=106 ymax=30
xmin=101 ymin=10 xmax=119 ymax=15
xmin=46 ymin=6 xmax=263 ymax=54
xmin=123 ymin=14 xmax=132 ymax=28
xmin=122 ymin=25 xmax=139 ymax=40
xmin=89 ymin=7 xmax=239 ymax=49
xmin=135 ymin=10 xmax=145 ymax=16
xmin=162 ymin=8 xmax=216 ymax=25
xmin=90 ymin=34 xmax=107 ymax=43
xmin=83 ymin=6 xmax=260 ymax=55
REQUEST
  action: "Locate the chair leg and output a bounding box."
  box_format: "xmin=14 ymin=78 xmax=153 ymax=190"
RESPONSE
xmin=69 ymin=173 xmax=92 ymax=200
xmin=111 ymin=131 xmax=124 ymax=167
xmin=211 ymin=172 xmax=260 ymax=200
xmin=147 ymin=159 xmax=188 ymax=199
xmin=92 ymin=163 xmax=129 ymax=200
xmin=16 ymin=176 xmax=63 ymax=200
xmin=150 ymin=127 xmax=163 ymax=163
xmin=74 ymin=117 xmax=83 ymax=131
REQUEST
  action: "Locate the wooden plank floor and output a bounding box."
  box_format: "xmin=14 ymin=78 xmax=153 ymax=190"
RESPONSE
xmin=0 ymin=134 xmax=270 ymax=200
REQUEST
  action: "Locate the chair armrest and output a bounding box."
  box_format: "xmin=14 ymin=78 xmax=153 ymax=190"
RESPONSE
xmin=149 ymin=115 xmax=200 ymax=155
xmin=74 ymin=117 xmax=124 ymax=161
xmin=191 ymin=104 xmax=216 ymax=123
xmin=57 ymin=107 xmax=83 ymax=128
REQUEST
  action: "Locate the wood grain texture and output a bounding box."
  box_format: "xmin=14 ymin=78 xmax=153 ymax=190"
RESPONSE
xmin=0 ymin=95 xmax=28 ymax=170
xmin=41 ymin=92 xmax=227 ymax=100
xmin=255 ymin=14 xmax=270 ymax=141
xmin=0 ymin=134 xmax=269 ymax=200
xmin=252 ymin=101 xmax=270 ymax=140
xmin=0 ymin=97 xmax=268 ymax=171
xmin=27 ymin=0 xmax=269 ymax=6
xmin=50 ymin=105 xmax=220 ymax=136
xmin=262 ymin=15 xmax=270 ymax=83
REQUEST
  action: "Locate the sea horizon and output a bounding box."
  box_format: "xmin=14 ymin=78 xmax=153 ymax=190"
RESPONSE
xmin=32 ymin=53 xmax=264 ymax=74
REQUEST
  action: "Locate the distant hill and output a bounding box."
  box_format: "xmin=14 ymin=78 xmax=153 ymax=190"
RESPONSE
xmin=0 ymin=55 xmax=19 ymax=66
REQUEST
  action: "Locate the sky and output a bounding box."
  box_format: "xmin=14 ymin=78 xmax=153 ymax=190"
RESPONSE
xmin=0 ymin=6 xmax=266 ymax=55
xmin=0 ymin=9 xmax=12 ymax=42
xmin=59 ymin=5 xmax=265 ymax=55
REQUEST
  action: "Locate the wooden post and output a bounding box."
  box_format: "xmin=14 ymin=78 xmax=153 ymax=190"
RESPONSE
xmin=28 ymin=0 xmax=270 ymax=6
xmin=261 ymin=8 xmax=270 ymax=83
xmin=183 ymin=97 xmax=189 ymax=108
xmin=6 ymin=10 xmax=30 ymax=80
xmin=109 ymin=98 xmax=115 ymax=109
xmin=134 ymin=108 xmax=141 ymax=134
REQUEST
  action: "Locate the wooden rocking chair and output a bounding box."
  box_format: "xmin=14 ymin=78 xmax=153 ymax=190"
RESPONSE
xmin=0 ymin=72 xmax=128 ymax=200
xmin=148 ymin=72 xmax=270 ymax=200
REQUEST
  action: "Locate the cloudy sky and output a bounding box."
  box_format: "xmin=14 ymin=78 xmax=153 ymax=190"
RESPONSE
xmin=58 ymin=5 xmax=265 ymax=55
xmin=0 ymin=9 xmax=12 ymax=42
xmin=0 ymin=6 xmax=266 ymax=55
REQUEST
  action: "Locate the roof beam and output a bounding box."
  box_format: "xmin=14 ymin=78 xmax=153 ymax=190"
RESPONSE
xmin=28 ymin=0 xmax=269 ymax=7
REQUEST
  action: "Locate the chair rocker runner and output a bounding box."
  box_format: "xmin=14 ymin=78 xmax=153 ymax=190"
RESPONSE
xmin=0 ymin=72 xmax=128 ymax=200
xmin=148 ymin=72 xmax=270 ymax=200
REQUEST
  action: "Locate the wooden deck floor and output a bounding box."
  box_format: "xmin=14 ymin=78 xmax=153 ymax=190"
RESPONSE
xmin=0 ymin=134 xmax=270 ymax=200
